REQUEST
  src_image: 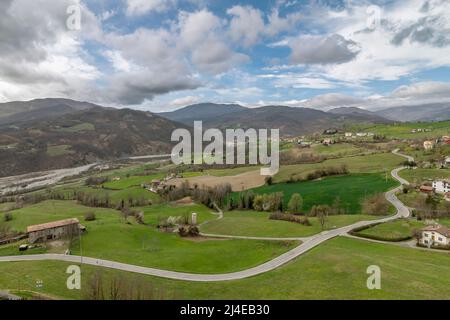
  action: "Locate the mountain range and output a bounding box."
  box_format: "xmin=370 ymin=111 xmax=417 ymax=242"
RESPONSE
xmin=0 ymin=100 xmax=186 ymax=177
xmin=0 ymin=98 xmax=449 ymax=177
xmin=158 ymin=103 xmax=390 ymax=136
xmin=374 ymin=103 xmax=450 ymax=122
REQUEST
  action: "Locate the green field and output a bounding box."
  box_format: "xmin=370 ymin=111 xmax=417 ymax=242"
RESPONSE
xmin=46 ymin=145 xmax=75 ymax=156
xmin=0 ymin=200 xmax=297 ymax=273
xmin=55 ymin=122 xmax=95 ymax=133
xmin=399 ymin=168 xmax=450 ymax=184
xmin=398 ymin=191 xmax=450 ymax=212
xmin=54 ymin=185 xmax=161 ymax=206
xmin=201 ymin=211 xmax=386 ymax=237
xmin=351 ymin=120 xmax=450 ymax=139
xmin=275 ymin=152 xmax=403 ymax=182
xmin=237 ymin=173 xmax=398 ymax=214
xmin=1 ymin=237 xmax=449 ymax=300
xmin=354 ymin=219 xmax=424 ymax=241
xmin=103 ymin=174 xmax=165 ymax=190
xmin=311 ymin=143 xmax=366 ymax=157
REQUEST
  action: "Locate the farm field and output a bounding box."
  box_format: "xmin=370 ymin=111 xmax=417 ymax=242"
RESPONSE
xmin=311 ymin=143 xmax=366 ymax=157
xmin=1 ymin=237 xmax=449 ymax=300
xmin=102 ymin=173 xmax=165 ymax=189
xmin=53 ymin=184 xmax=162 ymax=206
xmin=398 ymin=191 xmax=450 ymax=212
xmin=201 ymin=211 xmax=386 ymax=237
xmin=0 ymin=200 xmax=297 ymax=274
xmin=354 ymin=219 xmax=424 ymax=241
xmin=236 ymin=173 xmax=398 ymax=214
xmin=350 ymin=120 xmax=450 ymax=139
xmin=399 ymin=168 xmax=450 ymax=184
xmin=169 ymin=169 xmax=266 ymax=192
xmin=274 ymin=152 xmax=403 ymax=182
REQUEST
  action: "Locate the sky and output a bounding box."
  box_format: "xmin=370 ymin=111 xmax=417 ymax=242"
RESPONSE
xmin=1 ymin=0 xmax=450 ymax=112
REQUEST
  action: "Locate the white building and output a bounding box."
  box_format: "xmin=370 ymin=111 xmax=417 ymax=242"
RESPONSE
xmin=432 ymin=180 xmax=450 ymax=194
xmin=344 ymin=132 xmax=353 ymax=137
xmin=445 ymin=156 xmax=450 ymax=167
xmin=419 ymin=225 xmax=450 ymax=247
xmin=423 ymin=140 xmax=434 ymax=150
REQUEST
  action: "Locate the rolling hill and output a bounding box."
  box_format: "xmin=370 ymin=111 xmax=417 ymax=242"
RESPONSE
xmin=0 ymin=107 xmax=187 ymax=177
xmin=159 ymin=103 xmax=390 ymax=136
xmin=159 ymin=103 xmax=246 ymax=125
xmin=375 ymin=103 xmax=450 ymax=122
xmin=0 ymin=98 xmax=102 ymax=126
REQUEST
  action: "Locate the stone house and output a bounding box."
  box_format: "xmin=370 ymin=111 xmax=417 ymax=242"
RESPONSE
xmin=27 ymin=218 xmax=82 ymax=244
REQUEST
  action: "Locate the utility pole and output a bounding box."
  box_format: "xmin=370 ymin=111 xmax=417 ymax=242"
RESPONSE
xmin=78 ymin=225 xmax=83 ymax=299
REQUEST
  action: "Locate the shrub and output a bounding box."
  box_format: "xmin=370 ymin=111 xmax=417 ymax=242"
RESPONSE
xmin=178 ymin=225 xmax=200 ymax=237
xmin=265 ymin=176 xmax=273 ymax=185
xmin=85 ymin=177 xmax=108 ymax=186
xmin=3 ymin=212 xmax=12 ymax=222
xmin=362 ymin=193 xmax=390 ymax=215
xmin=84 ymin=212 xmax=96 ymax=221
xmin=305 ymin=165 xmax=349 ymax=181
xmin=287 ymin=193 xmax=303 ymax=214
xmin=134 ymin=211 xmax=145 ymax=224
xmin=269 ymin=212 xmax=311 ymax=226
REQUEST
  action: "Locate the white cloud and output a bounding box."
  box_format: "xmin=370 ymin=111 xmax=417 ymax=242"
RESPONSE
xmin=178 ymin=9 xmax=249 ymax=74
xmin=169 ymin=95 xmax=200 ymax=108
xmin=226 ymin=5 xmax=302 ymax=48
xmin=289 ymin=34 xmax=361 ymax=64
xmin=0 ymin=0 xmax=101 ymax=102
xmin=392 ymin=81 xmax=450 ymax=99
xmin=126 ymin=0 xmax=173 ymax=16
xmin=227 ymin=6 xmax=266 ymax=48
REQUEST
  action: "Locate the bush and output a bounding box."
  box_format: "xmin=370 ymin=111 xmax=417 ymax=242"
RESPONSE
xmin=84 ymin=212 xmax=96 ymax=221
xmin=362 ymin=193 xmax=390 ymax=215
xmin=265 ymin=176 xmax=273 ymax=185
xmin=3 ymin=212 xmax=12 ymax=222
xmin=269 ymin=212 xmax=311 ymax=225
xmin=287 ymin=193 xmax=303 ymax=214
xmin=178 ymin=225 xmax=200 ymax=237
xmin=305 ymin=165 xmax=349 ymax=181
xmin=85 ymin=177 xmax=108 ymax=186
xmin=134 ymin=211 xmax=145 ymax=224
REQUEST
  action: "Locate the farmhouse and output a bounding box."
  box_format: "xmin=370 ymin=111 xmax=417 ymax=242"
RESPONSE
xmin=419 ymin=185 xmax=434 ymax=193
xmin=27 ymin=218 xmax=82 ymax=244
xmin=322 ymin=138 xmax=334 ymax=145
xmin=445 ymin=156 xmax=450 ymax=167
xmin=419 ymin=225 xmax=450 ymax=247
xmin=423 ymin=140 xmax=434 ymax=150
xmin=432 ymin=180 xmax=450 ymax=194
xmin=445 ymin=192 xmax=450 ymax=202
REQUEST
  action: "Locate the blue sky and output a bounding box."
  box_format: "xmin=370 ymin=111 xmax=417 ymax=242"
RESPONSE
xmin=1 ymin=0 xmax=449 ymax=111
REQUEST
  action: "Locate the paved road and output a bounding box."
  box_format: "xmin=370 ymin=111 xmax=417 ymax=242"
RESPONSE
xmin=0 ymin=150 xmax=414 ymax=282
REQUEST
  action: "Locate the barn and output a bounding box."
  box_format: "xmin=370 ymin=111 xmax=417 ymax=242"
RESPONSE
xmin=27 ymin=218 xmax=82 ymax=244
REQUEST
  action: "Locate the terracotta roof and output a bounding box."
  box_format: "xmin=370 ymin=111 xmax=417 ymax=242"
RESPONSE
xmin=27 ymin=218 xmax=80 ymax=233
xmin=420 ymin=185 xmax=434 ymax=191
xmin=421 ymin=225 xmax=450 ymax=237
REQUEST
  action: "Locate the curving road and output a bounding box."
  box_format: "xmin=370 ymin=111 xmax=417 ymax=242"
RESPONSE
xmin=0 ymin=151 xmax=413 ymax=282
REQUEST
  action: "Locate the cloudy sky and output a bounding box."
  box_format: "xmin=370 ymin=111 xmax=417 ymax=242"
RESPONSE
xmin=1 ymin=0 xmax=450 ymax=112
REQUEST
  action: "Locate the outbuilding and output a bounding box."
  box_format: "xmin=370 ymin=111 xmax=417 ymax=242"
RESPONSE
xmin=27 ymin=218 xmax=82 ymax=244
